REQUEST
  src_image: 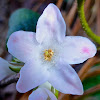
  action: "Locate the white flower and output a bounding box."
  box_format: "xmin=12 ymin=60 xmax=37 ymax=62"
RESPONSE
xmin=7 ymin=3 xmax=96 ymax=96
xmin=0 ymin=57 xmax=15 ymax=81
xmin=29 ymin=82 xmax=57 ymax=100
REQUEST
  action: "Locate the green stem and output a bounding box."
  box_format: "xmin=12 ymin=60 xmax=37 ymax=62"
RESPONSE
xmin=77 ymin=0 xmax=100 ymax=44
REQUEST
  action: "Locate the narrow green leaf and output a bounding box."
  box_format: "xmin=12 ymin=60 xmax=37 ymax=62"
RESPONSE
xmin=9 ymin=65 xmax=22 ymax=73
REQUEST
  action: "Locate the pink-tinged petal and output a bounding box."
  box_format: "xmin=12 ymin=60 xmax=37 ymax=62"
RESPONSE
xmin=48 ymin=60 xmax=83 ymax=95
xmin=16 ymin=59 xmax=49 ymax=93
xmin=0 ymin=57 xmax=15 ymax=81
xmin=7 ymin=31 xmax=38 ymax=63
xmin=29 ymin=88 xmax=57 ymax=100
xmin=36 ymin=3 xmax=66 ymax=44
xmin=29 ymin=88 xmax=48 ymax=100
xmin=61 ymin=36 xmax=97 ymax=64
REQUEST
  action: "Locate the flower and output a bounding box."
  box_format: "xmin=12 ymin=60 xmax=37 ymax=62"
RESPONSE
xmin=0 ymin=58 xmax=57 ymax=100
xmin=0 ymin=57 xmax=15 ymax=81
xmin=29 ymin=82 xmax=57 ymax=100
xmin=7 ymin=3 xmax=96 ymax=96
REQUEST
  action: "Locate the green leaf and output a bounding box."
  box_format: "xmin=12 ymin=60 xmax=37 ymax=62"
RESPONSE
xmin=83 ymin=75 xmax=100 ymax=90
xmin=7 ymin=8 xmax=40 ymax=39
xmin=9 ymin=65 xmax=22 ymax=73
xmin=64 ymin=0 xmax=68 ymax=2
xmin=80 ymin=75 xmax=100 ymax=100
xmin=12 ymin=57 xmax=24 ymax=63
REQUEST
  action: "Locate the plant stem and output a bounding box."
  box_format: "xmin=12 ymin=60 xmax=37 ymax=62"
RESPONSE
xmin=0 ymin=73 xmax=19 ymax=88
xmin=77 ymin=0 xmax=100 ymax=44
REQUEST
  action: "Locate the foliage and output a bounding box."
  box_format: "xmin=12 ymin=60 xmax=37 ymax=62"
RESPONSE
xmin=82 ymin=75 xmax=100 ymax=100
xmin=7 ymin=8 xmax=40 ymax=40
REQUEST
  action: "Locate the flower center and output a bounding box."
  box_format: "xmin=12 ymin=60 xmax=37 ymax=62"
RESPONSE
xmin=43 ymin=49 xmax=54 ymax=61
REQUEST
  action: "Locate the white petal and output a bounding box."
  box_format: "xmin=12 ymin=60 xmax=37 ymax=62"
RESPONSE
xmin=16 ymin=59 xmax=49 ymax=93
xmin=39 ymin=82 xmax=57 ymax=100
xmin=36 ymin=3 xmax=66 ymax=44
xmin=44 ymin=88 xmax=57 ymax=100
xmin=29 ymin=88 xmax=57 ymax=100
xmin=29 ymin=88 xmax=48 ymax=100
xmin=0 ymin=57 xmax=15 ymax=81
xmin=7 ymin=31 xmax=38 ymax=63
xmin=48 ymin=60 xmax=83 ymax=95
xmin=61 ymin=36 xmax=97 ymax=64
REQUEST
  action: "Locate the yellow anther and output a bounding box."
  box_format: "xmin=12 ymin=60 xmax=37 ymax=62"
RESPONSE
xmin=44 ymin=49 xmax=54 ymax=61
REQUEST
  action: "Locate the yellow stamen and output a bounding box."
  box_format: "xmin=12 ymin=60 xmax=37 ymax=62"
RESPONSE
xmin=44 ymin=49 xmax=54 ymax=61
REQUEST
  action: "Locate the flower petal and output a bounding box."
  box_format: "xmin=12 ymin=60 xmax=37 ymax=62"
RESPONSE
xmin=29 ymin=88 xmax=57 ymax=100
xmin=61 ymin=36 xmax=97 ymax=64
xmin=29 ymin=88 xmax=48 ymax=100
xmin=7 ymin=31 xmax=38 ymax=63
xmin=36 ymin=3 xmax=66 ymax=44
xmin=0 ymin=57 xmax=15 ymax=81
xmin=44 ymin=88 xmax=57 ymax=100
xmin=48 ymin=60 xmax=83 ymax=95
xmin=39 ymin=82 xmax=57 ymax=100
xmin=16 ymin=59 xmax=49 ymax=93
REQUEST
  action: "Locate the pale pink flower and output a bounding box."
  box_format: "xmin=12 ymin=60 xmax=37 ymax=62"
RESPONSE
xmin=7 ymin=3 xmax=96 ymax=96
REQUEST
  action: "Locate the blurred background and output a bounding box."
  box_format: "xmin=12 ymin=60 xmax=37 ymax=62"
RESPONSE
xmin=0 ymin=0 xmax=100 ymax=100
